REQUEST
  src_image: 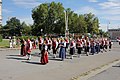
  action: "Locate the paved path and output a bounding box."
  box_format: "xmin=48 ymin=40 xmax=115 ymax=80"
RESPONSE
xmin=0 ymin=42 xmax=120 ymax=80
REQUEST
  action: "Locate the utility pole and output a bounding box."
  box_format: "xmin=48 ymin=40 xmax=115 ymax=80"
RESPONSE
xmin=65 ymin=10 xmax=69 ymax=38
xmin=107 ymin=21 xmax=110 ymax=32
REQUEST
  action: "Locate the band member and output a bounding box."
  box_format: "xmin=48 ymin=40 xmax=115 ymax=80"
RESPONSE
xmin=100 ymin=38 xmax=105 ymax=53
xmin=65 ymin=37 xmax=69 ymax=52
xmin=85 ymin=39 xmax=90 ymax=56
xmin=48 ymin=38 xmax=52 ymax=51
xmin=90 ymin=39 xmax=96 ymax=55
xmin=76 ymin=37 xmax=80 ymax=49
xmin=77 ymin=38 xmax=83 ymax=58
xmin=52 ymin=38 xmax=58 ymax=58
xmin=69 ymin=39 xmax=75 ymax=59
xmin=59 ymin=39 xmax=66 ymax=61
xmin=20 ymin=39 xmax=24 ymax=56
xmin=32 ymin=39 xmax=36 ymax=49
xmin=109 ymin=40 xmax=113 ymax=51
xmin=38 ymin=36 xmax=43 ymax=52
xmin=20 ymin=39 xmax=27 ymax=56
xmin=95 ymin=40 xmax=100 ymax=54
xmin=26 ymin=38 xmax=32 ymax=60
xmin=104 ymin=38 xmax=108 ymax=52
xmin=40 ymin=40 xmax=48 ymax=65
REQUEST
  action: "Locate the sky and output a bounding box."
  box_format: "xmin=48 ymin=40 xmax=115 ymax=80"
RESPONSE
xmin=2 ymin=0 xmax=120 ymax=31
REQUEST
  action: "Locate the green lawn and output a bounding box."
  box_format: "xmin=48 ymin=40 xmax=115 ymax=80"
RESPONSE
xmin=0 ymin=39 xmax=9 ymax=48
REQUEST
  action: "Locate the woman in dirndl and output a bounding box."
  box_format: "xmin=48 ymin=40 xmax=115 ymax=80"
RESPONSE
xmin=40 ymin=40 xmax=49 ymax=65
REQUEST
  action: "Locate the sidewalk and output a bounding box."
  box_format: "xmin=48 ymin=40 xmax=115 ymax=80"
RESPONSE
xmin=0 ymin=42 xmax=120 ymax=80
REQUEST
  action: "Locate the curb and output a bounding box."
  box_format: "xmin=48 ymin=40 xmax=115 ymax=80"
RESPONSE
xmin=71 ymin=59 xmax=120 ymax=80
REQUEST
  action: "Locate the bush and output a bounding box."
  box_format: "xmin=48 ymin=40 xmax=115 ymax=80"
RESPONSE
xmin=0 ymin=34 xmax=2 ymax=42
xmin=16 ymin=36 xmax=37 ymax=41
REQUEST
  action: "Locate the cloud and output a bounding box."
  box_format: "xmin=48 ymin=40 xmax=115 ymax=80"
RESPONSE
xmin=98 ymin=1 xmax=120 ymax=9
xmin=19 ymin=17 xmax=33 ymax=25
xmin=12 ymin=0 xmax=41 ymax=8
xmin=108 ymin=0 xmax=120 ymax=2
xmin=75 ymin=6 xmax=98 ymax=15
xmin=88 ymin=0 xmax=98 ymax=2
xmin=100 ymin=23 xmax=120 ymax=32
xmin=101 ymin=15 xmax=120 ymax=21
xmin=99 ymin=23 xmax=107 ymax=31
xmin=2 ymin=9 xmax=13 ymax=13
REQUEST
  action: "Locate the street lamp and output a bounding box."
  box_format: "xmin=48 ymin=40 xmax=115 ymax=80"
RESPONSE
xmin=41 ymin=29 xmax=43 ymax=36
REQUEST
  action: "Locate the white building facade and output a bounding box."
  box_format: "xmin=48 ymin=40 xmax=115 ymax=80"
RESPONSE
xmin=108 ymin=29 xmax=120 ymax=40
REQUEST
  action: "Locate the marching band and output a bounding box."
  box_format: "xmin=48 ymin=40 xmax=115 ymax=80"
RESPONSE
xmin=20 ymin=36 xmax=113 ymax=64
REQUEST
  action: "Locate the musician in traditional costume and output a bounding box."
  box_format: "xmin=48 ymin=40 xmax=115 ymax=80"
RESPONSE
xmin=32 ymin=39 xmax=36 ymax=49
xmin=95 ymin=40 xmax=100 ymax=54
xmin=85 ymin=39 xmax=90 ymax=56
xmin=109 ymin=39 xmax=113 ymax=51
xmin=26 ymin=38 xmax=32 ymax=60
xmin=20 ymin=39 xmax=27 ymax=56
xmin=77 ymin=38 xmax=83 ymax=58
xmin=38 ymin=36 xmax=43 ymax=53
xmin=100 ymin=38 xmax=105 ymax=53
xmin=69 ymin=39 xmax=75 ymax=59
xmin=20 ymin=39 xmax=24 ymax=56
xmin=40 ymin=40 xmax=49 ymax=65
xmin=65 ymin=37 xmax=69 ymax=53
xmin=52 ymin=38 xmax=58 ymax=58
xmin=48 ymin=38 xmax=52 ymax=51
xmin=104 ymin=38 xmax=108 ymax=52
xmin=59 ymin=39 xmax=66 ymax=61
xmin=90 ymin=39 xmax=96 ymax=55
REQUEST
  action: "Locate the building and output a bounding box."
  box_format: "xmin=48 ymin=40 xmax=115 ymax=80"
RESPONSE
xmin=108 ymin=28 xmax=120 ymax=40
xmin=0 ymin=0 xmax=2 ymax=24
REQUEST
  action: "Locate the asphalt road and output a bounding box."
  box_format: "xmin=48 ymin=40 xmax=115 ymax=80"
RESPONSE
xmin=0 ymin=42 xmax=120 ymax=80
xmin=87 ymin=63 xmax=120 ymax=80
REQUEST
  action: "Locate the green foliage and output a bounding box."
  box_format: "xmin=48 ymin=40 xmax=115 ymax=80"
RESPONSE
xmin=4 ymin=17 xmax=21 ymax=36
xmin=16 ymin=36 xmax=37 ymax=41
xmin=84 ymin=13 xmax=99 ymax=34
xmin=21 ymin=22 xmax=32 ymax=36
xmin=0 ymin=34 xmax=2 ymax=42
xmin=32 ymin=2 xmax=100 ymax=35
xmin=32 ymin=2 xmax=65 ymax=35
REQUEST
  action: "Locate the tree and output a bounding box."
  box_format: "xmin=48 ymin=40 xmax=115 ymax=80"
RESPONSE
xmin=32 ymin=2 xmax=65 ymax=35
xmin=21 ymin=22 xmax=32 ymax=36
xmin=4 ymin=17 xmax=22 ymax=36
xmin=84 ymin=13 xmax=99 ymax=34
xmin=32 ymin=2 xmax=100 ymax=35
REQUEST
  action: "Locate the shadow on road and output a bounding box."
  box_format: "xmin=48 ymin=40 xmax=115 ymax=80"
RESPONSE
xmin=6 ymin=57 xmax=27 ymax=60
xmin=49 ymin=58 xmax=62 ymax=61
xmin=22 ymin=61 xmax=44 ymax=65
xmin=112 ymin=65 xmax=120 ymax=67
xmin=6 ymin=54 xmax=22 ymax=57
